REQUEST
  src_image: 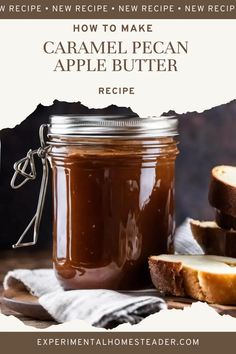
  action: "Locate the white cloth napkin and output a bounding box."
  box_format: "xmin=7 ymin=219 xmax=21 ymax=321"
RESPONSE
xmin=174 ymin=218 xmax=204 ymax=255
xmin=3 ymin=219 xmax=201 ymax=327
xmin=3 ymin=269 xmax=166 ymax=328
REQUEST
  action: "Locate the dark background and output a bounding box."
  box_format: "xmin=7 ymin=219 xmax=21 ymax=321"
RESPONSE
xmin=0 ymin=99 xmax=236 ymax=250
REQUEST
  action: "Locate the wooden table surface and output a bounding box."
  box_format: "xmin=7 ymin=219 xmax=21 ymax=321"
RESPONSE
xmin=2 ymin=250 xmax=236 ymax=330
xmin=0 ymin=250 xmax=57 ymax=329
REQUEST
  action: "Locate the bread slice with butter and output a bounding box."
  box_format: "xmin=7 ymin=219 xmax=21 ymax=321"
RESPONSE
xmin=149 ymin=254 xmax=236 ymax=305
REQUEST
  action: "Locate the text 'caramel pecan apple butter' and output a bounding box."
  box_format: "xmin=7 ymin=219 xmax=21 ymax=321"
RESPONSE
xmin=11 ymin=114 xmax=179 ymax=290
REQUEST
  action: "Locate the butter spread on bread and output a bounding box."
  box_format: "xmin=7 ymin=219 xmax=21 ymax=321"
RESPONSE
xmin=149 ymin=254 xmax=236 ymax=305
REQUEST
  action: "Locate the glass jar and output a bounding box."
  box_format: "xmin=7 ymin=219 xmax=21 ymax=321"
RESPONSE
xmin=11 ymin=114 xmax=178 ymax=290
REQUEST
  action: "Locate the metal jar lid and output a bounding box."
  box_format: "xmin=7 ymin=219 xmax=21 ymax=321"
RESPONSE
xmin=48 ymin=114 xmax=178 ymax=138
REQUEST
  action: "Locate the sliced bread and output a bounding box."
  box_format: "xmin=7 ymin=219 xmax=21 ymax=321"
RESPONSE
xmin=190 ymin=219 xmax=236 ymax=257
xmin=215 ymin=210 xmax=236 ymax=230
xmin=149 ymin=254 xmax=236 ymax=305
xmin=209 ymin=165 xmax=236 ymax=219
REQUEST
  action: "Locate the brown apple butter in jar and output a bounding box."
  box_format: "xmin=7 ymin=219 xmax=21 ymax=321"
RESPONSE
xmin=48 ymin=115 xmax=178 ymax=290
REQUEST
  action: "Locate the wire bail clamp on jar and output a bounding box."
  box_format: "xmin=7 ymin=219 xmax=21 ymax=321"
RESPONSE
xmin=10 ymin=124 xmax=50 ymax=248
xmin=10 ymin=115 xmax=178 ymax=250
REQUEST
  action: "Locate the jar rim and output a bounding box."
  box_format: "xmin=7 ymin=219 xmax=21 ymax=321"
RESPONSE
xmin=48 ymin=114 xmax=178 ymax=138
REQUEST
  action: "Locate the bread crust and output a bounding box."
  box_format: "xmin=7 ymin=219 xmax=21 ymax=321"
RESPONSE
xmin=190 ymin=219 xmax=236 ymax=257
xmin=149 ymin=255 xmax=236 ymax=305
xmin=209 ymin=166 xmax=236 ymax=218
xmin=215 ymin=210 xmax=236 ymax=230
xmin=148 ymin=257 xmax=185 ymax=297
